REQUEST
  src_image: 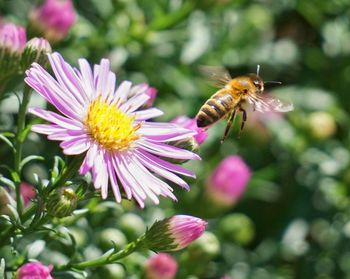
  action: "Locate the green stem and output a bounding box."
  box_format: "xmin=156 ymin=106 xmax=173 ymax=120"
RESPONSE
xmin=47 ymin=154 xmax=84 ymax=194
xmin=66 ymin=236 xmax=146 ymax=270
xmin=14 ymin=86 xmax=33 ymax=219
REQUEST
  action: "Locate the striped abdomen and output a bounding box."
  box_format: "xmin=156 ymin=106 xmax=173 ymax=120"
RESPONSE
xmin=196 ymin=89 xmax=238 ymax=128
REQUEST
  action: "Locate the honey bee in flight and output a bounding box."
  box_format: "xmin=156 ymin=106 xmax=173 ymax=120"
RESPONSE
xmin=196 ymin=65 xmax=294 ymax=143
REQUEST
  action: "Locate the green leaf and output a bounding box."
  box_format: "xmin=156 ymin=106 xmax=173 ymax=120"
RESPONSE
xmin=20 ymin=155 xmax=45 ymax=170
xmin=0 ymin=176 xmax=15 ymax=189
xmin=0 ymin=134 xmax=14 ymax=150
xmin=0 ymin=258 xmax=5 ymax=279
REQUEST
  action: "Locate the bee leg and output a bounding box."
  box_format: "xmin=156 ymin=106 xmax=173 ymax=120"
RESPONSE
xmin=221 ymin=110 xmax=237 ymax=144
xmin=237 ymin=107 xmax=247 ymax=138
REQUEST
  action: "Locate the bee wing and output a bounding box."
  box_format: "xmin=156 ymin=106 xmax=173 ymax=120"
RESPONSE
xmin=199 ymin=65 xmax=232 ymax=88
xmin=248 ymin=94 xmax=294 ymax=113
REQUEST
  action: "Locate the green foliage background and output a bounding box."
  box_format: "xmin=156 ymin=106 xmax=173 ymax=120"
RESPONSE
xmin=1 ymin=0 xmax=350 ymax=278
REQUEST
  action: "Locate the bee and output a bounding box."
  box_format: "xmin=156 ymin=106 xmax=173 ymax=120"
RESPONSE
xmin=196 ymin=65 xmax=294 ymax=143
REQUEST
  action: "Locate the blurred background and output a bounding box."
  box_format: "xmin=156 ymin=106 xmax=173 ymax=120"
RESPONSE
xmin=1 ymin=0 xmax=350 ymax=278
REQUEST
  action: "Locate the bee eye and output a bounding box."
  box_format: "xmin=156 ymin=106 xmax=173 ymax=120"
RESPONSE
xmin=243 ymin=89 xmax=248 ymax=94
xmin=253 ymin=81 xmax=261 ymax=89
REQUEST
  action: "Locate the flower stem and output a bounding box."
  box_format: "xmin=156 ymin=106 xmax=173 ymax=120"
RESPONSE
xmin=66 ymin=236 xmax=146 ymax=270
xmin=47 ymin=154 xmax=84 ymax=193
xmin=14 ymin=85 xmax=33 ymax=219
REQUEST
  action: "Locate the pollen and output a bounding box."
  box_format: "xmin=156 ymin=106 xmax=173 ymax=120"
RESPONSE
xmin=85 ymin=97 xmax=141 ymax=151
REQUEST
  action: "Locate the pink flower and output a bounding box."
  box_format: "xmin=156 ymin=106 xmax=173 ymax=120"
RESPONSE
xmin=171 ymin=116 xmax=208 ymax=144
xmin=144 ymin=253 xmax=178 ymax=279
xmin=16 ymin=262 xmax=54 ymax=279
xmin=0 ymin=22 xmax=26 ymax=53
xmin=30 ymin=0 xmax=76 ymax=43
xmin=20 ymin=182 xmax=36 ymax=207
xmin=206 ymin=155 xmax=251 ymax=206
xmin=145 ymin=215 xmax=207 ymax=251
xmin=25 ymin=52 xmax=200 ymax=208
xmin=129 ymin=83 xmax=158 ymax=108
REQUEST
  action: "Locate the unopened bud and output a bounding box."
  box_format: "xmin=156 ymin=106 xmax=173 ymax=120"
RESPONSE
xmin=15 ymin=262 xmax=53 ymax=279
xmin=205 ymin=155 xmax=251 ymax=208
xmin=308 ymin=111 xmax=336 ymax=140
xmin=144 ymin=215 xmax=207 ymax=252
xmin=46 ymin=187 xmax=77 ymax=218
xmin=29 ymin=0 xmax=76 ymax=43
xmin=21 ymin=37 xmax=52 ymax=70
xmin=218 ymin=213 xmax=255 ymax=245
xmin=144 ymin=253 xmax=178 ymax=279
xmin=0 ymin=22 xmax=27 ymax=90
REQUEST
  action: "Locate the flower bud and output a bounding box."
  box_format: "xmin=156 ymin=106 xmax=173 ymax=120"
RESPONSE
xmin=129 ymin=83 xmax=158 ymax=108
xmin=187 ymin=231 xmax=220 ymax=260
xmin=21 ymin=37 xmax=52 ymax=70
xmin=29 ymin=0 xmax=76 ymax=43
xmin=15 ymin=262 xmax=53 ymax=279
xmin=145 ymin=215 xmax=207 ymax=251
xmin=205 ymin=155 xmax=251 ymax=207
xmin=46 ymin=187 xmax=77 ymax=218
xmin=0 ymin=22 xmax=26 ymax=54
xmin=171 ymin=116 xmax=208 ymax=145
xmin=20 ymin=182 xmax=36 ymax=207
xmin=308 ymin=111 xmax=336 ymax=140
xmin=0 ymin=22 xmax=26 ymax=89
xmin=144 ymin=253 xmax=178 ymax=279
xmin=218 ymin=213 xmax=255 ymax=245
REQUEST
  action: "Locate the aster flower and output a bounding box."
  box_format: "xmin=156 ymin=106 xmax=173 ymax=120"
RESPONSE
xmin=145 ymin=215 xmax=207 ymax=251
xmin=15 ymin=262 xmax=54 ymax=279
xmin=129 ymin=83 xmax=157 ymax=108
xmin=25 ymin=52 xmax=200 ymax=207
xmin=171 ymin=116 xmax=208 ymax=145
xmin=144 ymin=253 xmax=178 ymax=279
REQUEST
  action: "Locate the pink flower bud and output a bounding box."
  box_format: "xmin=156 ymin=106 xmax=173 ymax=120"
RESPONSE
xmin=144 ymin=253 xmax=178 ymax=279
xmin=206 ymin=155 xmax=251 ymax=206
xmin=129 ymin=83 xmax=158 ymax=108
xmin=168 ymin=215 xmax=207 ymax=250
xmin=30 ymin=0 xmax=76 ymax=43
xmin=145 ymin=215 xmax=207 ymax=251
xmin=16 ymin=262 xmax=54 ymax=279
xmin=20 ymin=182 xmax=36 ymax=207
xmin=0 ymin=22 xmax=26 ymax=53
xmin=171 ymin=116 xmax=208 ymax=145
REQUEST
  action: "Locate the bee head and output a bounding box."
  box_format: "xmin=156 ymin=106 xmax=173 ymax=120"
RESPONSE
xmin=248 ymin=74 xmax=264 ymax=94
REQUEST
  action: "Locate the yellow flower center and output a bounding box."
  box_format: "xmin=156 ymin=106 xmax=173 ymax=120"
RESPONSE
xmin=85 ymin=98 xmax=141 ymax=151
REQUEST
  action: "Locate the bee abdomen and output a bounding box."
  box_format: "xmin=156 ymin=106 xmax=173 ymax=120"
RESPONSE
xmin=196 ymin=97 xmax=229 ymax=128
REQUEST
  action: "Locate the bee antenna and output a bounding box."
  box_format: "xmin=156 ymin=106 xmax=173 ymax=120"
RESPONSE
xmin=256 ymin=64 xmax=261 ymax=76
xmin=264 ymin=80 xmax=282 ymax=85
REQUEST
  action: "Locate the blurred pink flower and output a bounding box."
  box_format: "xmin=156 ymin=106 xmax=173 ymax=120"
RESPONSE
xmin=20 ymin=182 xmax=36 ymax=206
xmin=0 ymin=22 xmax=26 ymax=53
xmin=16 ymin=262 xmax=54 ymax=279
xmin=30 ymin=0 xmax=76 ymax=43
xmin=206 ymin=155 xmax=251 ymax=207
xmin=145 ymin=253 xmax=178 ymax=279
xmin=171 ymin=116 xmax=208 ymax=144
xmin=129 ymin=83 xmax=158 ymax=108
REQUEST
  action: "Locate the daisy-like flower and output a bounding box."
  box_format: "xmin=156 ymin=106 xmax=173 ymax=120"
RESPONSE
xmin=25 ymin=53 xmax=200 ymax=207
